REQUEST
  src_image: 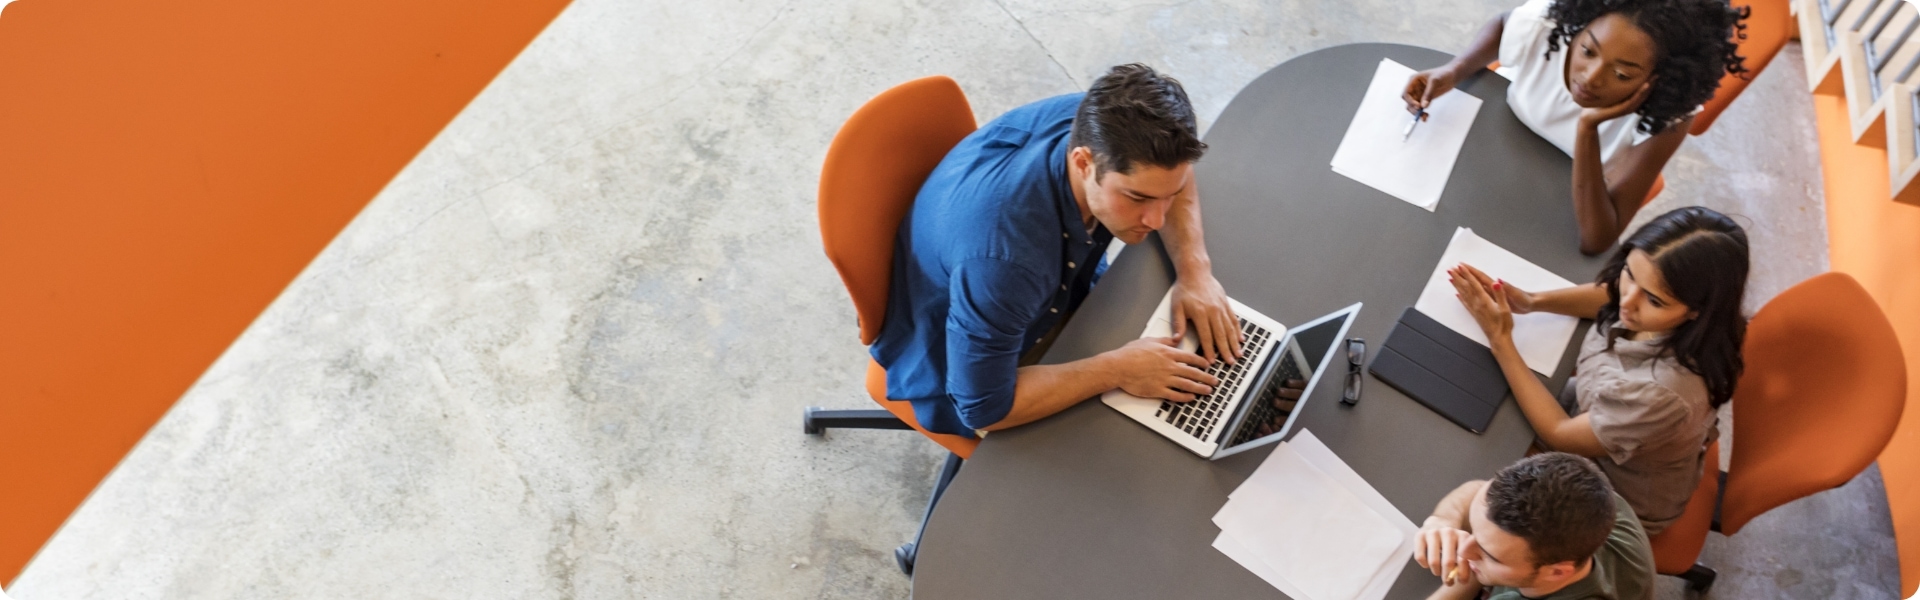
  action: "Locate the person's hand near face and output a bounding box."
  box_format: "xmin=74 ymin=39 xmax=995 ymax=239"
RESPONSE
xmin=1414 ymin=517 xmax=1480 ymax=587
xmin=1577 ymin=81 xmax=1653 ymax=129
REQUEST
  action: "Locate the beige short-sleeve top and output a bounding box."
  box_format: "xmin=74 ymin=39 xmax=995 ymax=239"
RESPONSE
xmin=1573 ymin=325 xmax=1717 ymax=535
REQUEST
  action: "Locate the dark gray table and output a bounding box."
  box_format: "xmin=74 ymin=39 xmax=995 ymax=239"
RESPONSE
xmin=910 ymin=43 xmax=1610 ymax=599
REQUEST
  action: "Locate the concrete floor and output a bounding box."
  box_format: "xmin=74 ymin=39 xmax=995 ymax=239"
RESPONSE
xmin=6 ymin=1 xmax=1897 ymax=599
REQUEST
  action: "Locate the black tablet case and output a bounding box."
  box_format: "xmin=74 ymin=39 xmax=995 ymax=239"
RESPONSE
xmin=1369 ymin=307 xmax=1510 ymax=434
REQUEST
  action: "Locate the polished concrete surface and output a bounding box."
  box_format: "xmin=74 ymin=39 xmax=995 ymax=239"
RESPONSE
xmin=7 ymin=1 xmax=1894 ymax=598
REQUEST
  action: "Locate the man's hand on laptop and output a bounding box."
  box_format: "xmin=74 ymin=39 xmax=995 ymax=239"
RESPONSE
xmin=1111 ymin=337 xmax=1219 ymax=402
xmin=1169 ymin=273 xmax=1243 ymax=366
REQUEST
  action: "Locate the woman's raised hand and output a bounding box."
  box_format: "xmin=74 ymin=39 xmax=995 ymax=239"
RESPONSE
xmin=1448 ymin=263 xmax=1515 ymax=340
xmin=1455 ymin=263 xmax=1535 ymax=314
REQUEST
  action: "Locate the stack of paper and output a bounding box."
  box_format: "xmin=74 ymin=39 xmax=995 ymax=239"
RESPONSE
xmin=1329 ymin=59 xmax=1483 ymax=211
xmin=1212 ymin=430 xmax=1417 ymax=600
xmin=1412 ymin=227 xmax=1580 ymax=375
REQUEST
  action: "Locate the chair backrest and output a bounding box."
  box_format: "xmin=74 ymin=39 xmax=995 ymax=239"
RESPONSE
xmin=1690 ymin=0 xmax=1792 ymax=135
xmin=1720 ymin=273 xmax=1908 ymax=534
xmin=818 ymin=76 xmax=977 ymax=345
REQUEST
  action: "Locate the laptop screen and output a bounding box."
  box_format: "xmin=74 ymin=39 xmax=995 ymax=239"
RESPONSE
xmin=1218 ymin=308 xmax=1355 ymax=454
xmin=1291 ymin=315 xmax=1345 ymax=376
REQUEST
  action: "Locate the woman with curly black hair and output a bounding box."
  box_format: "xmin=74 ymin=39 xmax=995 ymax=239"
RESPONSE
xmin=1402 ymin=0 xmax=1749 ymax=256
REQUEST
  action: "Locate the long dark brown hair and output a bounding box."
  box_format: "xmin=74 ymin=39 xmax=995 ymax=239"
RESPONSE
xmin=1594 ymin=206 xmax=1749 ymax=407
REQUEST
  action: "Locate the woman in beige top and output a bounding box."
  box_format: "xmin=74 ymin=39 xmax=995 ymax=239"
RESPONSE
xmin=1448 ymin=206 xmax=1749 ymax=534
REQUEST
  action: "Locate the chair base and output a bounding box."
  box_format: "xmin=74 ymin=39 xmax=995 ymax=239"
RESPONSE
xmin=897 ymin=452 xmax=964 ymax=577
xmin=802 ymin=407 xmax=912 ymax=434
xmin=1678 ymin=564 xmax=1717 ymax=594
xmin=894 ymin=542 xmax=916 ymax=576
xmin=802 ymin=406 xmax=962 ymax=577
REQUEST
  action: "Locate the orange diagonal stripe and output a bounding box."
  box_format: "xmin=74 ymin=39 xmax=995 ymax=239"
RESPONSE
xmin=0 ymin=0 xmax=571 ymax=582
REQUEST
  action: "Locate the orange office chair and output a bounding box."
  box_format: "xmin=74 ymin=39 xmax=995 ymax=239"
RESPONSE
xmin=1690 ymin=0 xmax=1792 ymax=135
xmin=800 ymin=76 xmax=979 ymax=577
xmin=1646 ymin=272 xmax=1908 ymax=593
xmin=1647 ymin=440 xmax=1719 ymax=590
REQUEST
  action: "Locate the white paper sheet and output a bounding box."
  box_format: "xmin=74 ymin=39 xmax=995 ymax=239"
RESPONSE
xmin=1329 ymin=59 xmax=1483 ymax=211
xmin=1214 ymin=530 xmax=1310 ymax=599
xmin=1212 ymin=431 xmax=1418 ymax=600
xmin=1287 ymin=431 xmax=1421 ymax=600
xmin=1414 ymin=227 xmax=1580 ymax=375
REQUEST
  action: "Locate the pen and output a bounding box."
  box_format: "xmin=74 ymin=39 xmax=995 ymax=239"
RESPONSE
xmin=1402 ymin=108 xmax=1427 ymax=141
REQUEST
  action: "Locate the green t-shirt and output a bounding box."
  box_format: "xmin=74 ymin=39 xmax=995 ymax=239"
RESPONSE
xmin=1484 ymin=492 xmax=1654 ymax=600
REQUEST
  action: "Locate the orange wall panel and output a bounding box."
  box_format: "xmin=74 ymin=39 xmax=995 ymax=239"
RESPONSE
xmin=1813 ymin=92 xmax=1920 ymax=599
xmin=0 ymin=0 xmax=569 ymax=584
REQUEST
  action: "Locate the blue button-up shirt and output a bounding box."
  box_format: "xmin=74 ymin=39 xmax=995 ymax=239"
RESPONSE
xmin=870 ymin=93 xmax=1114 ymax=436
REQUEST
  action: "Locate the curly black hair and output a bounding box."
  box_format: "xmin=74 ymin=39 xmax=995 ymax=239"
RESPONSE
xmin=1546 ymin=0 xmax=1751 ymax=135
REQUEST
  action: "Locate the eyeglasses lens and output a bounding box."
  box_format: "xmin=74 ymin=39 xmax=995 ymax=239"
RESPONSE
xmin=1343 ymin=338 xmax=1365 ymax=402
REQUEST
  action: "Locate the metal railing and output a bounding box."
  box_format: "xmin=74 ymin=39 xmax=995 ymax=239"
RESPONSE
xmin=1826 ymin=0 xmax=1920 ymax=101
xmin=1866 ymin=2 xmax=1918 ymax=99
xmin=1822 ymin=0 xmax=1857 ymax=47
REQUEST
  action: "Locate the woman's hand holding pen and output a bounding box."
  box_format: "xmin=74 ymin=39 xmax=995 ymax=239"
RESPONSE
xmin=1402 ymin=67 xmax=1460 ymax=117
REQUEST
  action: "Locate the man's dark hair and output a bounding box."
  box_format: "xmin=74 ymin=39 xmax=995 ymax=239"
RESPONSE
xmin=1484 ymin=453 xmax=1617 ymax=568
xmin=1068 ymin=63 xmax=1207 ymax=177
xmin=1545 ymin=0 xmax=1752 ymax=135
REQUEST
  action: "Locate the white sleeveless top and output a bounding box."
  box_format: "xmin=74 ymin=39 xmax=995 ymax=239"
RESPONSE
xmin=1495 ymin=0 xmax=1652 ymax=165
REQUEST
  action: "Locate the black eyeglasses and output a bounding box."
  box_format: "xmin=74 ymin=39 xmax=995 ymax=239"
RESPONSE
xmin=1341 ymin=337 xmax=1366 ymax=406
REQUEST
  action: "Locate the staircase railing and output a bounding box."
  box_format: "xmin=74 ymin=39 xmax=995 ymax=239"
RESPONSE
xmin=1802 ymin=0 xmax=1920 ymax=205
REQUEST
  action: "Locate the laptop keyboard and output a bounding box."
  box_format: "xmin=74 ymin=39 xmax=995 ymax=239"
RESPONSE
xmin=1155 ymin=318 xmax=1273 ymax=442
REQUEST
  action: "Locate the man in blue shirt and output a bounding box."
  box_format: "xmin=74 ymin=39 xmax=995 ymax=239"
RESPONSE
xmin=870 ymin=64 xmax=1242 ymax=437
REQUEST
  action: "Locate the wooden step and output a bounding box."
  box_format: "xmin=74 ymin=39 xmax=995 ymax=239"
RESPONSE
xmin=1836 ymin=0 xmax=1920 ymax=147
xmin=1801 ymin=0 xmax=1852 ymax=95
xmin=1800 ymin=0 xmax=1920 ymax=205
xmin=1888 ymin=84 xmax=1920 ymax=206
xmin=1842 ymin=28 xmax=1891 ymax=147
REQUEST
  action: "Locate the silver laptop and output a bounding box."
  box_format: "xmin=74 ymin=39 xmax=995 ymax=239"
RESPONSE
xmin=1102 ymin=290 xmax=1360 ymax=459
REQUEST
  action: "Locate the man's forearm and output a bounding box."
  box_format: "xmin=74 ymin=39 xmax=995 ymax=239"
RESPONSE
xmin=981 ymin=353 xmax=1122 ymax=431
xmin=1160 ymin=187 xmax=1211 ymax=276
xmin=1428 ymin=480 xmax=1484 ymax=530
